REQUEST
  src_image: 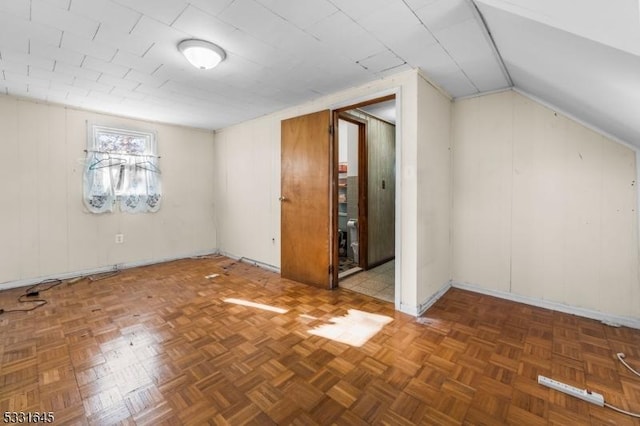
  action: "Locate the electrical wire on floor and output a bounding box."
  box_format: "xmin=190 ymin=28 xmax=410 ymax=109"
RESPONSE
xmin=604 ymin=402 xmax=640 ymax=418
xmin=0 ymin=270 xmax=120 ymax=315
xmin=617 ymin=352 xmax=640 ymax=378
xmin=601 ymin=352 xmax=640 ymax=418
xmin=0 ymin=279 xmax=63 ymax=314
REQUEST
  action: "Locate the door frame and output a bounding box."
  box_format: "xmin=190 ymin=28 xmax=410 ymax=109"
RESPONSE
xmin=331 ymin=94 xmax=397 ymax=287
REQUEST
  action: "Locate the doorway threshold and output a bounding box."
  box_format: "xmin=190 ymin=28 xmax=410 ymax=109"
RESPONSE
xmin=339 ymin=267 xmax=363 ymax=280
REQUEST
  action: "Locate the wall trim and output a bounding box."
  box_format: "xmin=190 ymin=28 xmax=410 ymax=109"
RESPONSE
xmin=451 ymin=281 xmax=640 ymax=330
xmin=218 ymin=251 xmax=281 ymax=274
xmin=0 ymin=249 xmax=219 ymax=292
xmin=453 ymin=87 xmax=512 ymax=102
xmin=400 ymin=280 xmax=452 ymax=317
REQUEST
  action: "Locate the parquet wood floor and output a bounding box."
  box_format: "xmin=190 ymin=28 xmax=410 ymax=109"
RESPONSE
xmin=0 ymin=256 xmax=639 ymax=425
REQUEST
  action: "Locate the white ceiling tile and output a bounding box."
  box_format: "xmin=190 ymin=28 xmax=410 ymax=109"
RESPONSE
xmin=329 ymin=0 xmax=392 ymax=22
xmin=132 ymin=83 xmax=169 ymax=97
xmin=415 ymin=0 xmax=474 ymax=32
xmin=0 ymin=29 xmax=29 ymax=53
xmin=435 ymin=19 xmax=496 ymax=65
xmin=218 ymin=0 xmax=290 ymax=42
xmin=437 ymin=70 xmax=478 ymax=97
xmin=357 ymin=3 xmax=422 ymax=46
xmin=29 ymin=66 xmax=75 ymax=85
xmin=140 ymin=45 xmax=189 ymax=77
xmin=411 ymin=43 xmax=459 ymax=77
xmin=97 ymin=73 xmax=139 ymax=91
xmin=94 ymin=24 xmax=154 ymax=57
xmin=255 ymin=0 xmax=337 ymax=29
xmin=404 ymin=0 xmax=438 ymax=9
xmin=221 ymin=30 xmax=300 ymax=69
xmin=462 ymin=58 xmax=508 ymax=91
xmin=73 ymin=77 xmax=113 ymax=92
xmin=187 ymin=0 xmax=235 ymax=17
xmin=2 ymin=49 xmax=55 ymax=71
xmin=0 ymin=15 xmax=58 ymax=52
xmin=4 ymin=71 xmax=50 ymax=89
xmin=123 ymin=69 xmax=167 ymax=87
xmin=378 ymin=62 xmax=413 ymax=78
xmin=30 ymin=39 xmax=84 ymax=67
xmin=171 ymin=5 xmax=238 ymax=47
xmin=82 ymin=57 xmax=130 ymax=79
xmin=112 ymin=50 xmax=161 ymax=74
xmin=308 ymin=12 xmax=386 ymax=61
xmin=110 ymin=87 xmax=146 ymax=101
xmin=112 ymin=0 xmax=189 ymax=26
xmin=55 ymin=61 xmax=101 ymax=81
xmin=40 ymin=0 xmax=71 ymax=10
xmin=131 ymin=16 xmax=191 ymax=46
xmin=357 ymin=50 xmax=405 ymax=73
xmin=56 ymin=83 xmax=90 ymax=97
xmin=3 ymin=82 xmax=28 ymax=96
xmin=86 ymin=90 xmax=124 ymax=103
xmin=0 ymin=59 xmax=28 ymax=74
xmin=24 ymin=87 xmax=53 ymax=99
xmin=31 ymin=0 xmax=99 ymax=39
xmin=386 ymin=23 xmax=437 ymax=61
xmin=61 ymin=31 xmax=117 ymax=62
xmin=70 ymin=0 xmax=142 ymax=34
xmin=0 ymin=0 xmax=30 ymax=19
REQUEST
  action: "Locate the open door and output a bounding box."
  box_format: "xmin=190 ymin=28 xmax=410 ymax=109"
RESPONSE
xmin=281 ymin=110 xmax=335 ymax=289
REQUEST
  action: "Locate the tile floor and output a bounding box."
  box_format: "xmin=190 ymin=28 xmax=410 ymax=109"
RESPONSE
xmin=339 ymin=259 xmax=395 ymax=303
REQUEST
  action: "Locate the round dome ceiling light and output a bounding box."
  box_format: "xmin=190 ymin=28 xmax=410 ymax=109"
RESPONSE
xmin=178 ymin=39 xmax=226 ymax=70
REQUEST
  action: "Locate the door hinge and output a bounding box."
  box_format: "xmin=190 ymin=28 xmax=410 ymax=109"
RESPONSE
xmin=329 ymin=264 xmax=334 ymax=275
xmin=329 ymin=124 xmax=334 ymax=135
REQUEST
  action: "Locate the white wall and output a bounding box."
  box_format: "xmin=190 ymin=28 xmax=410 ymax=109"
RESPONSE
xmin=214 ymin=69 xmax=453 ymax=315
xmin=416 ymin=73 xmax=452 ymax=309
xmin=0 ymin=95 xmax=216 ymax=288
xmin=452 ymin=90 xmax=640 ymax=319
xmin=213 ymin=71 xmax=418 ymax=275
xmin=337 ymin=119 xmax=358 ymax=177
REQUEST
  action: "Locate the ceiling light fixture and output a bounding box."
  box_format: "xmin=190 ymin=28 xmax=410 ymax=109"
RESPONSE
xmin=178 ymin=39 xmax=226 ymax=70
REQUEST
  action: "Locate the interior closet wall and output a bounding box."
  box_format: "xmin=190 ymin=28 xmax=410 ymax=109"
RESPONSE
xmin=348 ymin=110 xmax=396 ymax=266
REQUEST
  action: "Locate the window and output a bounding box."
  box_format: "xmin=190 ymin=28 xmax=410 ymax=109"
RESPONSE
xmin=83 ymin=124 xmax=161 ymax=214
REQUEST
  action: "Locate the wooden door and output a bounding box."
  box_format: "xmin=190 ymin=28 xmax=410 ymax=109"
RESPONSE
xmin=281 ymin=110 xmax=334 ymax=289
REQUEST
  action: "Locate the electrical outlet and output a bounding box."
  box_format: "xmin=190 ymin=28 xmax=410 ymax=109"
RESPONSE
xmin=538 ymin=375 xmax=604 ymax=406
xmin=115 ymin=234 xmax=124 ymax=244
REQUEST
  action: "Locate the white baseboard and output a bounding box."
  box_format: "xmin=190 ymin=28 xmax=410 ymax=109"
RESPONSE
xmin=451 ymin=281 xmax=640 ymax=330
xmin=0 ymin=249 xmax=219 ymax=291
xmin=217 ymin=251 xmax=281 ymax=274
xmin=400 ymin=281 xmax=452 ymax=317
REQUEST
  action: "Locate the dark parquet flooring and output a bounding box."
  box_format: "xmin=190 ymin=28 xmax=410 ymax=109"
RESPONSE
xmin=0 ymin=256 xmax=639 ymax=425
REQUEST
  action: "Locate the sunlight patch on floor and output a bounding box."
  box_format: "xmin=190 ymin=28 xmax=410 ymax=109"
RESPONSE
xmin=223 ymin=298 xmax=288 ymax=314
xmin=308 ymin=309 xmax=393 ymax=347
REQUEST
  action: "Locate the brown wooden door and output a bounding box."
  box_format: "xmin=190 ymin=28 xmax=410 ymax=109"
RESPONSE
xmin=281 ymin=110 xmax=334 ymax=289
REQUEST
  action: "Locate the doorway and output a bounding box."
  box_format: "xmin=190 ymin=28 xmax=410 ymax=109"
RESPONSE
xmin=337 ymin=114 xmax=366 ymax=278
xmin=334 ymin=96 xmax=397 ymax=302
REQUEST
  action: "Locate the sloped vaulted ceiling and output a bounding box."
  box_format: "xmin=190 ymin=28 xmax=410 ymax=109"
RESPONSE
xmin=476 ymin=0 xmax=640 ymax=147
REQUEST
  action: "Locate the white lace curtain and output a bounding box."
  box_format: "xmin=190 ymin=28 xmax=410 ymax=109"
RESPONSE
xmin=83 ymin=125 xmax=161 ymax=214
